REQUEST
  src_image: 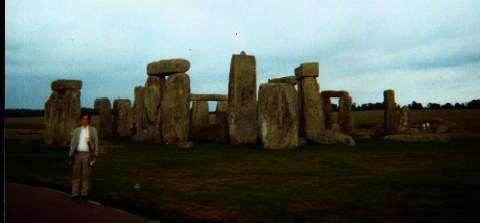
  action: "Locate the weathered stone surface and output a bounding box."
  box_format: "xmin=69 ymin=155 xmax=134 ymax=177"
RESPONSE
xmin=94 ymin=97 xmax=113 ymax=139
xmin=147 ymin=58 xmax=190 ymax=76
xmin=228 ymin=52 xmax=258 ymax=144
xmin=309 ymin=130 xmax=356 ymax=146
xmin=44 ymin=83 xmax=81 ymax=146
xmin=298 ymin=77 xmax=325 ymax=141
xmin=161 ymin=73 xmax=191 ymax=144
xmin=143 ymin=76 xmax=164 ymax=143
xmin=322 ymin=96 xmax=333 ymax=129
xmin=295 ymin=62 xmax=319 ymax=79
xmin=177 ymin=141 xmax=194 ymax=149
xmin=383 ymin=134 xmax=450 ymax=142
xmin=268 ymin=76 xmax=297 ymax=85
xmin=215 ymin=101 xmax=229 ymax=143
xmin=190 ymin=94 xmax=227 ymax=101
xmin=190 ymin=101 xmax=210 ymax=141
xmin=258 ymin=83 xmax=298 ymax=149
xmin=331 ymin=123 xmax=341 ymax=133
xmin=320 ymin=90 xmax=348 ymax=98
xmin=384 ymin=89 xmax=397 ymax=135
xmin=397 ymin=106 xmax=409 ymax=133
xmin=51 ymin=80 xmax=82 ymax=91
xmin=132 ymin=86 xmax=148 ymax=140
xmin=113 ymin=99 xmax=133 ymax=137
xmin=338 ymin=95 xmax=353 ymax=135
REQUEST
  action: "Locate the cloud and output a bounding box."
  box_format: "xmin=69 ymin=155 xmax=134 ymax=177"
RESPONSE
xmin=5 ymin=0 xmax=480 ymax=108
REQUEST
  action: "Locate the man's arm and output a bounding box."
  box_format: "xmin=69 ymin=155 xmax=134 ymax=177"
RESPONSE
xmin=69 ymin=128 xmax=77 ymax=157
xmin=92 ymin=128 xmax=99 ymax=156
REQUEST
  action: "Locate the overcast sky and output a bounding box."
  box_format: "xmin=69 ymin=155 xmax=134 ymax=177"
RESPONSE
xmin=5 ymin=0 xmax=480 ymax=109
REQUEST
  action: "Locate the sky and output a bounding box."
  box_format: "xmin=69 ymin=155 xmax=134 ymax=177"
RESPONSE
xmin=5 ymin=0 xmax=480 ymax=109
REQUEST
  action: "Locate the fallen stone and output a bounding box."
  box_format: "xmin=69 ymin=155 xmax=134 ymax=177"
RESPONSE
xmin=147 ymin=58 xmax=190 ymax=76
xmin=309 ymin=130 xmax=356 ymax=146
xmin=228 ymin=51 xmax=258 ymax=144
xmin=258 ymin=83 xmax=298 ymax=149
xmin=161 ymin=73 xmax=191 ymax=144
xmin=268 ymin=76 xmax=297 ymax=85
xmin=383 ymin=134 xmax=450 ymax=142
xmin=51 ymin=80 xmax=82 ymax=91
xmin=190 ymin=94 xmax=227 ymax=101
xmin=295 ymin=62 xmax=319 ymax=79
xmin=177 ymin=141 xmax=194 ymax=149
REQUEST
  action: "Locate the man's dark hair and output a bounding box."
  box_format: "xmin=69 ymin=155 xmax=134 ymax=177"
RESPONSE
xmin=80 ymin=112 xmax=91 ymax=122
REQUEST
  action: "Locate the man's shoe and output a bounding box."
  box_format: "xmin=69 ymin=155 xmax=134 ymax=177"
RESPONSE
xmin=71 ymin=196 xmax=80 ymax=201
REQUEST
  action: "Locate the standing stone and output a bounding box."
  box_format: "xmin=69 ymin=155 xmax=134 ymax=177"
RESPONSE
xmin=338 ymin=95 xmax=353 ymax=135
xmin=132 ymin=86 xmax=149 ymax=142
xmin=190 ymin=101 xmax=210 ymax=141
xmin=258 ymin=83 xmax=298 ymax=149
xmin=44 ymin=80 xmax=82 ymax=146
xmin=161 ymin=73 xmax=191 ymax=144
xmin=227 ymin=51 xmax=257 ymax=144
xmin=322 ymin=96 xmax=333 ymax=130
xmin=297 ymin=77 xmax=325 ymax=142
xmin=384 ymin=89 xmax=397 ymax=135
xmin=94 ymin=97 xmax=113 ymax=140
xmin=215 ymin=101 xmax=229 ymax=143
xmin=143 ymin=76 xmax=165 ymax=143
xmin=397 ymin=106 xmax=409 ymax=133
xmin=113 ymin=99 xmax=133 ymax=137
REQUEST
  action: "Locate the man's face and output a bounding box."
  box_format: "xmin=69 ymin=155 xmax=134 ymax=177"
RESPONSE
xmin=81 ymin=116 xmax=89 ymax=126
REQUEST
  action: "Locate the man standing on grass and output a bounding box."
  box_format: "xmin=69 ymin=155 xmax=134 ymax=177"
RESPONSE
xmin=69 ymin=113 xmax=99 ymax=201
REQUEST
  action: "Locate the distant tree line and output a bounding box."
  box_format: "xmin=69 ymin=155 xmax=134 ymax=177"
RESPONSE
xmin=4 ymin=99 xmax=480 ymax=117
xmin=5 ymin=107 xmax=95 ymax=117
xmin=351 ymin=99 xmax=480 ymax=111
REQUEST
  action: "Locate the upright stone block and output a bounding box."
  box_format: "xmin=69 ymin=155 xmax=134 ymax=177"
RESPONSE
xmin=322 ymin=96 xmax=333 ymax=130
xmin=132 ymin=86 xmax=149 ymax=142
xmin=143 ymin=76 xmax=165 ymax=143
xmin=384 ymin=89 xmax=397 ymax=135
xmin=227 ymin=51 xmax=258 ymax=144
xmin=215 ymin=101 xmax=229 ymax=143
xmin=338 ymin=95 xmax=353 ymax=135
xmin=297 ymin=77 xmax=325 ymax=141
xmin=190 ymin=101 xmax=210 ymax=141
xmin=113 ymin=99 xmax=133 ymax=137
xmin=258 ymin=83 xmax=298 ymax=149
xmin=94 ymin=97 xmax=113 ymax=139
xmin=44 ymin=80 xmax=82 ymax=146
xmin=161 ymin=73 xmax=191 ymax=144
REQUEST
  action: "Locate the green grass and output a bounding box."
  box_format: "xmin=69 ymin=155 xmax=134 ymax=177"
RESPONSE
xmin=6 ymin=138 xmax=480 ymax=223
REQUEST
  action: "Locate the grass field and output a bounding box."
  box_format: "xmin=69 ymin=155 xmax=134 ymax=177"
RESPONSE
xmin=5 ymin=138 xmax=480 ymax=223
xmin=6 ymin=109 xmax=480 ymax=131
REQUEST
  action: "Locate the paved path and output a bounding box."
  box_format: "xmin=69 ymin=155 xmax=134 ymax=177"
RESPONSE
xmin=6 ymin=182 xmax=158 ymax=223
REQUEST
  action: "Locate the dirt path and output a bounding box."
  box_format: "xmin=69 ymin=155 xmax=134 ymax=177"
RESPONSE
xmin=5 ymin=182 xmax=159 ymax=223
